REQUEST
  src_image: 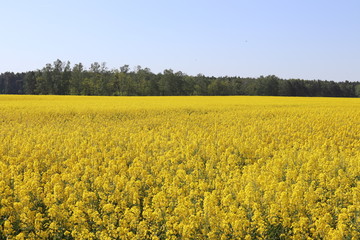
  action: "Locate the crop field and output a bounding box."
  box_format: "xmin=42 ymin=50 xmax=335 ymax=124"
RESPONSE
xmin=0 ymin=95 xmax=359 ymax=239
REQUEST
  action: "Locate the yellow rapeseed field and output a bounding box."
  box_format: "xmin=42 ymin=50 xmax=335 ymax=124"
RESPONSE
xmin=0 ymin=95 xmax=359 ymax=239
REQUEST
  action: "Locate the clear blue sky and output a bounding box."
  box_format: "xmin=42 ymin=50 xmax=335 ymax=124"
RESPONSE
xmin=1 ymin=0 xmax=359 ymax=82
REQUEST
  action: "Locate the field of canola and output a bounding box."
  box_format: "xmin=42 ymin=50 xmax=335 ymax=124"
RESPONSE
xmin=0 ymin=95 xmax=359 ymax=239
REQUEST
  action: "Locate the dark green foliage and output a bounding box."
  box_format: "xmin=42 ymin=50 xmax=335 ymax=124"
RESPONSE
xmin=0 ymin=60 xmax=359 ymax=97
xmin=0 ymin=72 xmax=25 ymax=94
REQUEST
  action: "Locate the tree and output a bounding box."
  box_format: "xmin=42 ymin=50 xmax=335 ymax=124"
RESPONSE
xmin=182 ymin=75 xmax=196 ymax=95
xmin=208 ymin=79 xmax=231 ymax=95
xmin=255 ymin=75 xmax=279 ymax=96
xmin=61 ymin=61 xmax=71 ymax=95
xmin=339 ymin=81 xmax=355 ymax=97
xmin=0 ymin=72 xmax=24 ymax=94
xmin=305 ymin=80 xmax=322 ymax=96
xmin=120 ymin=64 xmax=130 ymax=74
xmin=24 ymin=71 xmax=37 ymax=94
xmin=112 ymin=69 xmax=134 ymax=96
xmin=289 ymin=79 xmax=307 ymax=96
xmin=278 ymin=80 xmax=294 ymax=96
xmin=228 ymin=77 xmax=244 ymax=95
xmin=355 ymin=84 xmax=360 ymax=97
xmin=86 ymin=62 xmax=107 ymax=95
xmin=135 ymin=67 xmax=154 ymax=96
xmin=70 ymin=63 xmax=84 ymax=95
xmin=193 ymin=74 xmax=209 ymax=95
xmin=158 ymin=69 xmax=173 ymax=96
xmin=1 ymin=59 xmax=360 ymax=97
xmin=52 ymin=59 xmax=64 ymax=94
xmin=35 ymin=64 xmax=53 ymax=94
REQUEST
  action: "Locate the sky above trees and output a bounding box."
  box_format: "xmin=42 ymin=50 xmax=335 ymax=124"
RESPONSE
xmin=1 ymin=0 xmax=359 ymax=82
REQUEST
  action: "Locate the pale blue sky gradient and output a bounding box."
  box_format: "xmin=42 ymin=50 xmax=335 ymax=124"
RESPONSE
xmin=1 ymin=0 xmax=359 ymax=81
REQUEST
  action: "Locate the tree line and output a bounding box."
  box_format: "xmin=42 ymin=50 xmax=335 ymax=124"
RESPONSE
xmin=1 ymin=59 xmax=360 ymax=97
